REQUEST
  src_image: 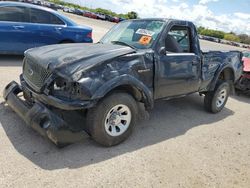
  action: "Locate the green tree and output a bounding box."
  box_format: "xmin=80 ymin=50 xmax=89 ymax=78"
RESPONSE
xmin=197 ymin=27 xmax=225 ymax=39
xmin=224 ymin=34 xmax=241 ymax=42
xmin=238 ymin=34 xmax=250 ymax=44
xmin=127 ymin=11 xmax=138 ymax=19
xmin=197 ymin=26 xmax=205 ymax=34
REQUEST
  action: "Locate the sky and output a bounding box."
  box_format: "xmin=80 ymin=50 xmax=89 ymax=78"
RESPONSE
xmin=65 ymin=0 xmax=250 ymax=35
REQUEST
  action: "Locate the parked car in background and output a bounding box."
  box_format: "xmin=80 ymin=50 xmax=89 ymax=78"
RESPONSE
xmin=242 ymin=45 xmax=249 ymax=49
xmin=0 ymin=2 xmax=93 ymax=54
xmin=43 ymin=2 xmax=57 ymax=10
xmin=119 ymin=17 xmax=125 ymax=22
xmin=68 ymin=8 xmax=75 ymax=13
xmin=96 ymin=13 xmax=106 ymax=20
xmin=105 ymin=14 xmax=115 ymax=22
xmin=202 ymin=35 xmax=221 ymax=43
xmin=231 ymin=42 xmax=240 ymax=47
xmin=235 ymin=51 xmax=250 ymax=93
xmin=113 ymin=16 xmax=120 ymax=23
xmin=63 ymin=7 xmax=74 ymax=13
xmin=242 ymin=51 xmax=250 ymax=71
xmin=74 ymin=8 xmax=84 ymax=15
xmin=57 ymin=4 xmax=64 ymax=10
xmin=83 ymin=11 xmax=97 ymax=19
xmin=31 ymin=0 xmax=42 ymax=6
xmin=63 ymin=7 xmax=69 ymax=12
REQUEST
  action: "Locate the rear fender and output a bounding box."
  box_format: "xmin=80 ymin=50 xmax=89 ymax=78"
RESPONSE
xmin=209 ymin=65 xmax=235 ymax=92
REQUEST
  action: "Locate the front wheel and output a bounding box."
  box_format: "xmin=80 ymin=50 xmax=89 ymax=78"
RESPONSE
xmin=86 ymin=92 xmax=138 ymax=146
xmin=204 ymin=81 xmax=230 ymax=113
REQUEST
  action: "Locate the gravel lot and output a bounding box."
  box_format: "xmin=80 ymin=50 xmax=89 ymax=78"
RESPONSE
xmin=0 ymin=13 xmax=250 ymax=188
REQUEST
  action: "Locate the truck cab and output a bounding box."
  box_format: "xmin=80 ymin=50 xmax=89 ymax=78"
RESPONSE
xmin=154 ymin=20 xmax=202 ymax=98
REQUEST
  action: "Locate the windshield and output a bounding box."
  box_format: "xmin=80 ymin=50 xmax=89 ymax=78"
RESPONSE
xmin=100 ymin=20 xmax=165 ymax=49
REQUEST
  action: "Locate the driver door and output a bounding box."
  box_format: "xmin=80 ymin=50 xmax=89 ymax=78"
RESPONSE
xmin=155 ymin=25 xmax=201 ymax=98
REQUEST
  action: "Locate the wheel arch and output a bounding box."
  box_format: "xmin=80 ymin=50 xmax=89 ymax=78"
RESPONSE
xmin=91 ymin=75 xmax=154 ymax=110
xmin=105 ymin=84 xmax=143 ymax=101
xmin=209 ymin=66 xmax=235 ymax=93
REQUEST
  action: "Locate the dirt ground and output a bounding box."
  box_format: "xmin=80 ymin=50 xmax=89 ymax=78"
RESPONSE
xmin=0 ymin=13 xmax=250 ymax=188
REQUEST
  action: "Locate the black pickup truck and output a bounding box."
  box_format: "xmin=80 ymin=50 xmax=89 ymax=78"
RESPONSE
xmin=3 ymin=19 xmax=243 ymax=147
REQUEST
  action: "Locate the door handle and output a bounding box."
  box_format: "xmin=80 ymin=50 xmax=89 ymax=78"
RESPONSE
xmin=13 ymin=25 xmax=24 ymax=29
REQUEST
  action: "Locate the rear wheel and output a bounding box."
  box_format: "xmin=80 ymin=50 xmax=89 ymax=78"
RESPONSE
xmin=204 ymin=81 xmax=230 ymax=113
xmin=86 ymin=92 xmax=138 ymax=146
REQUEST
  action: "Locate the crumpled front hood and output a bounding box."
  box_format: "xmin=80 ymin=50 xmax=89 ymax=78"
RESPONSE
xmin=24 ymin=43 xmax=135 ymax=79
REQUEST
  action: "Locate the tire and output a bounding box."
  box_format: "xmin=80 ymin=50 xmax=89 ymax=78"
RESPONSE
xmin=204 ymin=81 xmax=230 ymax=113
xmin=86 ymin=92 xmax=138 ymax=146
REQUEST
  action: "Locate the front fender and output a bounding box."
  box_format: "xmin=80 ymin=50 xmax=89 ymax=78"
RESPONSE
xmin=91 ymin=74 xmax=154 ymax=110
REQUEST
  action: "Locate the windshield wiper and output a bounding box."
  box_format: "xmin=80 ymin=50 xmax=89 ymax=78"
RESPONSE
xmin=111 ymin=41 xmax=136 ymax=49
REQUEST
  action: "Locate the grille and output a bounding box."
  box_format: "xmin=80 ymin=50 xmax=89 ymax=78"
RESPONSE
xmin=23 ymin=58 xmax=51 ymax=92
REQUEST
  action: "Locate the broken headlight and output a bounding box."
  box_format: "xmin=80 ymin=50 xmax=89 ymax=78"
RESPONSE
xmin=50 ymin=77 xmax=90 ymax=100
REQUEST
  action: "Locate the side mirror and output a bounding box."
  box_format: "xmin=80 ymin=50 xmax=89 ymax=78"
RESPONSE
xmin=159 ymin=47 xmax=166 ymax=55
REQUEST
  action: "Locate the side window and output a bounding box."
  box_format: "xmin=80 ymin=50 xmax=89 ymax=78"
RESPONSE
xmin=29 ymin=8 xmax=64 ymax=25
xmin=50 ymin=14 xmax=64 ymax=25
xmin=165 ymin=26 xmax=191 ymax=53
xmin=0 ymin=6 xmax=28 ymax=22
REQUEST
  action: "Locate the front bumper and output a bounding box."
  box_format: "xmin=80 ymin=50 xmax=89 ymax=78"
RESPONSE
xmin=3 ymin=81 xmax=88 ymax=146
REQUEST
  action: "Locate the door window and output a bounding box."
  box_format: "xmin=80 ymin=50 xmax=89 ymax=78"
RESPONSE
xmin=29 ymin=8 xmax=64 ymax=25
xmin=0 ymin=6 xmax=28 ymax=22
xmin=165 ymin=26 xmax=191 ymax=53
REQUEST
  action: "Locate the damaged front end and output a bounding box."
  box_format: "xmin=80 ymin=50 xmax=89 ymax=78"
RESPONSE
xmin=3 ymin=57 xmax=94 ymax=146
xmin=3 ymin=42 xmax=154 ymax=146
xmin=3 ymin=81 xmax=89 ymax=146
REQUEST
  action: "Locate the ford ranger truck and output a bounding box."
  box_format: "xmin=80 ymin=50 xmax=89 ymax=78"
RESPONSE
xmin=3 ymin=19 xmax=243 ymax=147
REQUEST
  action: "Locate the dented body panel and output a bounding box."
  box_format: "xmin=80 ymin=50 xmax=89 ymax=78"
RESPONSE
xmin=201 ymin=51 xmax=243 ymax=91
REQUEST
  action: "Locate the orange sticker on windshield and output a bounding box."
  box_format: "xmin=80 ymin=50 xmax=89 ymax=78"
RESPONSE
xmin=139 ymin=36 xmax=152 ymax=45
